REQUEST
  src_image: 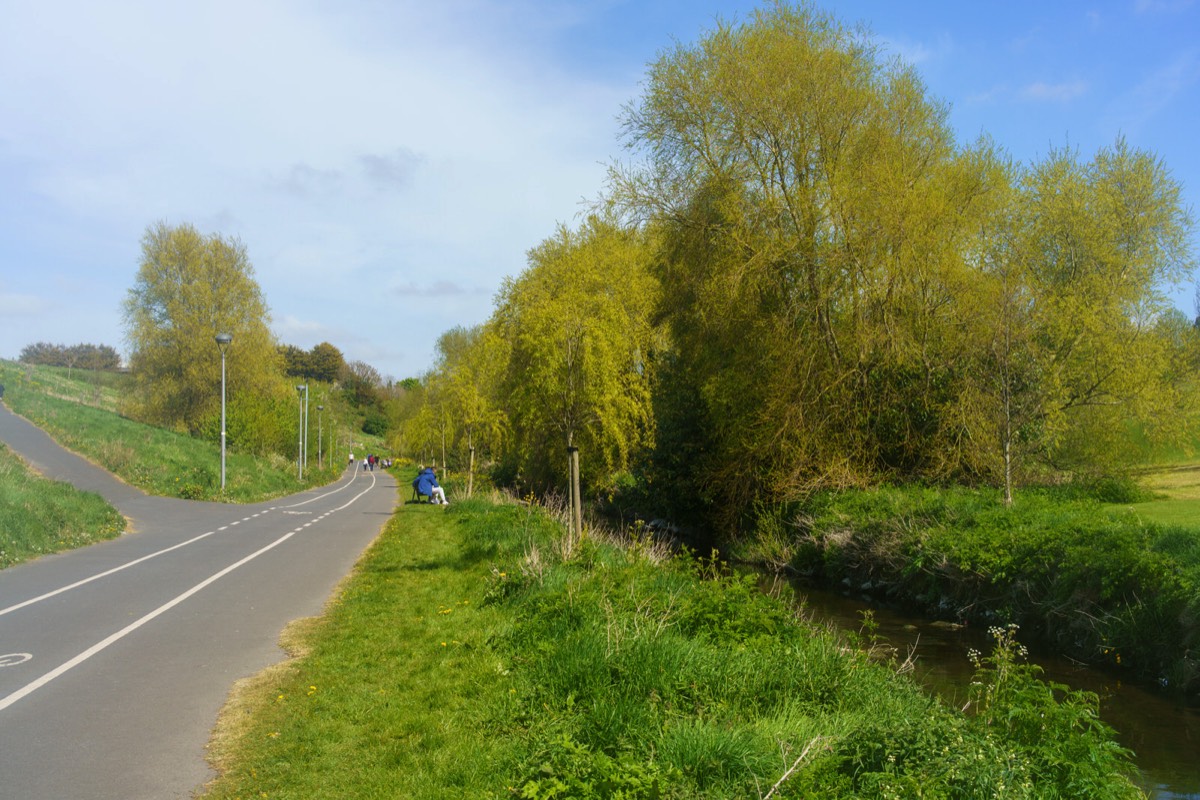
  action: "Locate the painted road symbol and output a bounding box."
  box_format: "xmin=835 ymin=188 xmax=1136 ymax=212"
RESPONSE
xmin=0 ymin=653 xmax=32 ymax=668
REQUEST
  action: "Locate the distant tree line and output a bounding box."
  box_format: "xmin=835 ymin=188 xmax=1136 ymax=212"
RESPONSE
xmin=279 ymin=342 xmax=346 ymax=384
xmin=19 ymin=342 xmax=121 ymax=371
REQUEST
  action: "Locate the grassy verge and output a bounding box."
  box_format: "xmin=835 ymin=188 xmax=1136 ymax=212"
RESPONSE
xmin=750 ymin=485 xmax=1200 ymax=699
xmin=204 ymin=498 xmax=521 ymax=798
xmin=202 ymin=495 xmax=1143 ymax=799
xmin=0 ymin=361 xmax=342 ymax=503
xmin=0 ymin=442 xmax=125 ymax=568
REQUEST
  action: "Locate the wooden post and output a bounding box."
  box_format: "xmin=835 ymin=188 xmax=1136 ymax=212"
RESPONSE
xmin=567 ymin=446 xmax=582 ymax=540
xmin=468 ymin=444 xmax=476 ymax=498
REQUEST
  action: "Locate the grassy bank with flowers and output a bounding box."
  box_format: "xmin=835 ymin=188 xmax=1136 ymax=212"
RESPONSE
xmin=202 ymin=493 xmax=1144 ymax=799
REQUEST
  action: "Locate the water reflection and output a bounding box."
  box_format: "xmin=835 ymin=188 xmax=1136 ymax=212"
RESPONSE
xmin=784 ymin=579 xmax=1200 ymax=799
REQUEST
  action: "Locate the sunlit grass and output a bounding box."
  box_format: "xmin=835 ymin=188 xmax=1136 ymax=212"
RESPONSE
xmin=202 ymin=496 xmax=1143 ymax=799
xmin=203 ymin=499 xmax=520 ymax=799
xmin=0 ymin=360 xmax=343 ymax=503
xmin=0 ymin=442 xmax=125 ymax=568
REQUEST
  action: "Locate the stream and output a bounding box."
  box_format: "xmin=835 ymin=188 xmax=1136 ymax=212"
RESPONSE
xmin=782 ymin=579 xmax=1200 ymax=799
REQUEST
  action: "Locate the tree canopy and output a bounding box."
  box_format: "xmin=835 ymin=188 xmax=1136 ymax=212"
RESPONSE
xmin=122 ymin=221 xmax=281 ymax=433
xmin=384 ymin=2 xmax=1197 ymax=529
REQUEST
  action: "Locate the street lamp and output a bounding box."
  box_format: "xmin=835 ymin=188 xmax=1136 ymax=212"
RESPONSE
xmin=295 ymin=384 xmax=308 ymax=480
xmin=215 ymin=333 xmax=232 ymax=491
xmin=317 ymin=405 xmax=324 ymax=470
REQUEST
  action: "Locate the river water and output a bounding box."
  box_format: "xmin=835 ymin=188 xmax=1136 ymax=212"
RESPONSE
xmin=781 ymin=579 xmax=1200 ymax=799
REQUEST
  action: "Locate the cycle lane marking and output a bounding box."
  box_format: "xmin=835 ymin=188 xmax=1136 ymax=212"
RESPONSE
xmin=0 ymin=475 xmax=378 ymax=712
xmin=0 ymin=470 xmax=378 ymax=619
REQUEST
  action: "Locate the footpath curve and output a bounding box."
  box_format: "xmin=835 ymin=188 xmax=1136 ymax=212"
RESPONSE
xmin=0 ymin=401 xmax=398 ymax=800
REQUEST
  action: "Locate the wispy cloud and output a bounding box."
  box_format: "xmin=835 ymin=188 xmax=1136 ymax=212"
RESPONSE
xmin=1104 ymin=48 xmax=1200 ymax=133
xmin=267 ymin=163 xmax=346 ymax=198
xmin=0 ymin=289 xmax=49 ymax=316
xmin=359 ymin=149 xmax=424 ymax=192
xmin=1135 ymin=0 xmax=1195 ymax=13
xmin=390 ymin=280 xmax=486 ymax=298
xmin=874 ymin=32 xmax=953 ymax=67
xmin=1020 ymin=79 xmax=1089 ymax=102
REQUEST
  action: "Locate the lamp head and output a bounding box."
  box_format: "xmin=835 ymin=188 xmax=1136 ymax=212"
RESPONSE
xmin=215 ymin=333 xmax=232 ymax=347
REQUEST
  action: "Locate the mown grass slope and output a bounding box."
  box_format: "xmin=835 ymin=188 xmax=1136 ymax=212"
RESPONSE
xmin=0 ymin=441 xmax=125 ymax=568
xmin=0 ymin=360 xmax=343 ymax=503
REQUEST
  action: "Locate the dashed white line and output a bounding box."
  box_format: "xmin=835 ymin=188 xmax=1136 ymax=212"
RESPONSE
xmin=0 ymin=525 xmax=306 ymax=712
xmin=0 ymin=513 xmax=269 ymax=619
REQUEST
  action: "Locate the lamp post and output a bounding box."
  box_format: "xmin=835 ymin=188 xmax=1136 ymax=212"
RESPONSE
xmin=317 ymin=405 xmax=324 ymax=470
xmin=296 ymin=384 xmax=307 ymax=480
xmin=215 ymin=333 xmax=232 ymax=491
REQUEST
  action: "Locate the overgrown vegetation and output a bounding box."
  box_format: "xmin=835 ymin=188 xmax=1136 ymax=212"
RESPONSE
xmin=748 ymin=484 xmax=1200 ymax=699
xmin=202 ymin=496 xmax=1145 ymax=799
xmin=0 ymin=441 xmax=124 ymax=568
xmin=369 ymin=0 xmax=1200 ymax=701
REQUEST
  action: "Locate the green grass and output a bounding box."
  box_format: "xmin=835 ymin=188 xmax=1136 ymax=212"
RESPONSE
xmin=203 ymin=498 xmax=521 ymax=799
xmin=201 ymin=495 xmax=1143 ymax=799
xmin=764 ymin=484 xmax=1200 ymax=699
xmin=0 ymin=360 xmax=343 ymax=503
xmin=0 ymin=442 xmax=125 ymax=568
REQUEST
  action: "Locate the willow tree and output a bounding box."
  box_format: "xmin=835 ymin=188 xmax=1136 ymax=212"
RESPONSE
xmin=490 ymin=216 xmax=659 ymax=495
xmin=1013 ymin=141 xmax=1196 ymax=476
xmin=122 ymin=221 xmax=281 ymax=433
xmin=428 ymin=325 xmax=507 ymax=496
xmin=614 ymin=2 xmax=996 ymax=513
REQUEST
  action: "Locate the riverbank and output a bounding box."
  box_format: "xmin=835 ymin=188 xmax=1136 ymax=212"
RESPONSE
xmin=202 ymin=493 xmax=1144 ymax=798
xmin=741 ymin=485 xmax=1200 ymax=702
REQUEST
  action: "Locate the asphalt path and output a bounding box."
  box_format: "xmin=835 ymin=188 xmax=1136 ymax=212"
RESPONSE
xmin=0 ymin=401 xmax=399 ymax=799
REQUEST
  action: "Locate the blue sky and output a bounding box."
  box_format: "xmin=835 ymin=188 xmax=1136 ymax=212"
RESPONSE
xmin=2 ymin=0 xmax=1198 ymax=381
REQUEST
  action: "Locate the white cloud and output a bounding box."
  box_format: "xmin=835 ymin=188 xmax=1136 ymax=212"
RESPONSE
xmin=874 ymin=32 xmax=954 ymax=68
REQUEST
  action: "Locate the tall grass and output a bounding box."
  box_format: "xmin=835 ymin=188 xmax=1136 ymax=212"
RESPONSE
xmin=0 ymin=442 xmax=124 ymax=568
xmin=203 ymin=494 xmax=1143 ymax=799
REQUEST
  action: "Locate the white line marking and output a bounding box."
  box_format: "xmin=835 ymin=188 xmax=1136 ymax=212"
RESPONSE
xmin=278 ymin=467 xmax=362 ymax=509
xmin=0 ymin=527 xmax=302 ymax=713
xmin=0 ymin=470 xmax=378 ymax=620
xmin=0 ymin=468 xmax=381 ymax=711
xmin=0 ymin=653 xmax=33 ymax=668
xmin=0 ymin=515 xmax=256 ymax=619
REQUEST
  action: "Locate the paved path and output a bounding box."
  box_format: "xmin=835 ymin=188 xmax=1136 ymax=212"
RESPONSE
xmin=0 ymin=401 xmax=398 ymax=799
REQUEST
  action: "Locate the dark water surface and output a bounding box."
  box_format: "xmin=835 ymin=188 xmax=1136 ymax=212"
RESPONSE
xmin=782 ymin=579 xmax=1200 ymax=799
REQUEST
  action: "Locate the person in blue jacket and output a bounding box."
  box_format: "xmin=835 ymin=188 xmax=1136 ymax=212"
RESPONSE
xmin=413 ymin=465 xmax=448 ymax=505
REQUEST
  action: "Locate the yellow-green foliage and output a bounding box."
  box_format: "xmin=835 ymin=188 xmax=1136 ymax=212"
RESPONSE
xmin=122 ymin=221 xmax=284 ymax=434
